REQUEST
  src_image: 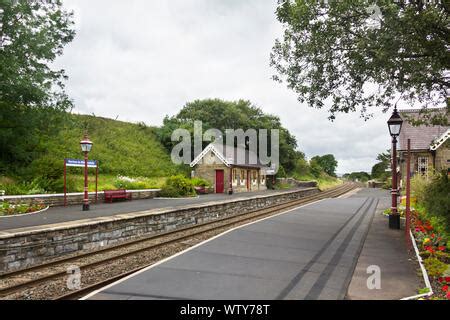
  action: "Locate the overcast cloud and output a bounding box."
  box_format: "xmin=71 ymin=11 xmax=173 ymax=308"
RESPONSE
xmin=54 ymin=0 xmax=392 ymax=174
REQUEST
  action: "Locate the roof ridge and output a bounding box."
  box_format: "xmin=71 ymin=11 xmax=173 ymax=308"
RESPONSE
xmin=399 ymin=107 xmax=448 ymax=113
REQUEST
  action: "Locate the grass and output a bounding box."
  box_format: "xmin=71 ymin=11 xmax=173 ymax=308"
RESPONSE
xmin=317 ymin=177 xmax=343 ymax=191
xmin=1 ymin=113 xmax=183 ymax=194
xmin=67 ymin=174 xmax=167 ymax=193
xmin=37 ymin=113 xmax=181 ymax=177
xmin=294 ymin=173 xmax=342 ymax=191
xmin=274 ymin=182 xmax=293 ymax=190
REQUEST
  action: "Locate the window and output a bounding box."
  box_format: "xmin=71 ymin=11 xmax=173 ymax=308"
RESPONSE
xmin=417 ymin=156 xmax=428 ymax=177
xmin=252 ymin=171 xmax=257 ymax=185
xmin=240 ymin=170 xmax=246 ymax=184
xmin=232 ymin=169 xmax=238 ymax=186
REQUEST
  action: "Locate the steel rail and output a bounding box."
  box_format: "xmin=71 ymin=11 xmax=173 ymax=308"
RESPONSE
xmin=0 ymin=183 xmax=356 ymax=299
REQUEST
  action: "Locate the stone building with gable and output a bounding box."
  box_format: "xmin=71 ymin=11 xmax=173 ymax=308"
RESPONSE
xmin=398 ymin=109 xmax=449 ymax=184
xmin=190 ymin=143 xmax=274 ymax=194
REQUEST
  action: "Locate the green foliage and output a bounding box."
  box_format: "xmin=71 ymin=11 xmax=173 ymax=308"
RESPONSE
xmin=371 ymin=162 xmax=388 ymax=181
xmin=2 ymin=113 xmax=181 ymax=194
xmin=274 ymin=182 xmax=292 ymax=190
xmin=317 ymin=176 xmax=342 ymax=191
xmin=310 ymin=154 xmax=337 ymax=177
xmin=344 ymin=171 xmax=371 ymax=182
xmin=113 ymin=176 xmax=164 ymax=190
xmin=423 ymin=257 xmax=448 ymax=277
xmin=293 ymin=158 xmax=312 ymax=178
xmin=371 ymin=151 xmax=391 ymax=181
xmin=423 ymin=172 xmax=450 ymax=231
xmin=271 ymin=1 xmax=449 ymax=123
xmin=309 ymin=159 xmax=324 ymax=178
xmin=159 ymin=175 xmax=196 ymax=198
xmin=0 ymin=176 xmax=46 ymax=195
xmin=158 ymin=99 xmax=301 ymax=173
xmin=0 ymin=0 xmax=76 ymax=171
xmin=411 ymin=173 xmax=433 ymax=205
xmin=417 ymin=287 xmax=430 ymax=294
xmin=276 ymin=165 xmax=287 ymax=178
xmin=190 ymin=177 xmax=211 ymax=188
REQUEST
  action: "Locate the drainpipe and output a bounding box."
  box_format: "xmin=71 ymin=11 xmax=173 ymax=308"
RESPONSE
xmin=228 ymin=166 xmax=233 ymax=195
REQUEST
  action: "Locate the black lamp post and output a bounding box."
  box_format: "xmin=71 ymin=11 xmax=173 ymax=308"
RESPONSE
xmin=387 ymin=107 xmax=403 ymax=229
xmin=80 ymin=134 xmax=93 ymax=211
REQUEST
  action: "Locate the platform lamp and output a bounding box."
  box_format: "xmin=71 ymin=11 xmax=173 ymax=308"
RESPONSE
xmin=387 ymin=107 xmax=403 ymax=229
xmin=80 ymin=133 xmax=93 ymax=211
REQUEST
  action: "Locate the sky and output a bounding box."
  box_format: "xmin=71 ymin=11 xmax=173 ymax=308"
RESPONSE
xmin=54 ymin=0 xmax=392 ymax=174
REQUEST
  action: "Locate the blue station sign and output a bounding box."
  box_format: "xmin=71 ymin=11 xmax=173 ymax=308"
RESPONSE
xmin=65 ymin=158 xmax=98 ymax=168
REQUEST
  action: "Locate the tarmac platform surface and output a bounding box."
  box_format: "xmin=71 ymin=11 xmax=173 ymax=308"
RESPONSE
xmin=85 ymin=189 xmax=384 ymax=300
xmin=0 ymin=189 xmax=289 ymax=232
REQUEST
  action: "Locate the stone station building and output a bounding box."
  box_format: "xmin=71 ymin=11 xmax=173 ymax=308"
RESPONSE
xmin=190 ymin=143 xmax=274 ymax=194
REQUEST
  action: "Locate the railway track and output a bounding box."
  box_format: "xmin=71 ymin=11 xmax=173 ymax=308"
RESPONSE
xmin=0 ymin=183 xmax=357 ymax=300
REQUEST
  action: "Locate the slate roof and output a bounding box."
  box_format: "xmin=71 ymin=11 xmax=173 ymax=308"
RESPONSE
xmin=190 ymin=142 xmax=270 ymax=169
xmin=398 ymin=108 xmax=449 ymax=151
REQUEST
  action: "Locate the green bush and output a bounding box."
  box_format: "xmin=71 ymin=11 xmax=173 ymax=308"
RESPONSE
xmin=191 ymin=177 xmax=211 ymax=187
xmin=309 ymin=159 xmax=323 ymax=178
xmin=274 ymin=182 xmax=292 ymax=190
xmin=423 ymin=172 xmax=450 ymax=231
xmin=0 ymin=177 xmax=47 ymax=195
xmin=113 ymin=176 xmax=164 ymax=190
xmin=276 ymin=165 xmax=287 ymax=178
xmin=159 ymin=175 xmax=196 ymax=198
xmin=383 ymin=177 xmax=392 ymax=190
xmin=410 ymin=173 xmax=432 ymax=204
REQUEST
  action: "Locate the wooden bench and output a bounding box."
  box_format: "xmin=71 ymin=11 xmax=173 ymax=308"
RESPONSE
xmin=104 ymin=189 xmax=132 ymax=203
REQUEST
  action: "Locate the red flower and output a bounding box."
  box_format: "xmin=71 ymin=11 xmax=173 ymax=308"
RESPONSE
xmin=442 ymin=285 xmax=449 ymax=292
xmin=438 ymin=277 xmax=444 ymax=283
xmin=447 ymin=291 xmax=450 ymax=300
xmin=438 ymin=246 xmax=446 ymax=251
xmin=446 ymin=277 xmax=450 ymax=282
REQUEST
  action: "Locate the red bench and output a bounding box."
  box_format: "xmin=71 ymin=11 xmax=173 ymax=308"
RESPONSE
xmin=104 ymin=189 xmax=132 ymax=203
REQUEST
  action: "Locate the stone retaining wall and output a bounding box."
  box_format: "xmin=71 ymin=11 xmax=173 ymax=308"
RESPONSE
xmin=0 ymin=187 xmax=318 ymax=273
xmin=2 ymin=189 xmax=160 ymax=207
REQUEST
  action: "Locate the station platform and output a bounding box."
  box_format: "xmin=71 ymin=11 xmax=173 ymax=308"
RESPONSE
xmin=0 ymin=189 xmax=302 ymax=233
xmin=85 ymin=189 xmax=385 ymax=300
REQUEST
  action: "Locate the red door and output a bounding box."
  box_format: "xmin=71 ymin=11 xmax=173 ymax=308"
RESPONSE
xmin=215 ymin=170 xmax=224 ymax=193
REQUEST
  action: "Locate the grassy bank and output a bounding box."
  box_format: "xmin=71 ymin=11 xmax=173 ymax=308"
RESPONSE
xmin=317 ymin=177 xmax=343 ymax=190
xmin=294 ymin=173 xmax=342 ymax=191
xmin=1 ymin=113 xmax=182 ymax=195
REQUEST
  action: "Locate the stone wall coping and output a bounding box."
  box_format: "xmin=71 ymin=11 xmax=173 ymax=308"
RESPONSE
xmin=2 ymin=189 xmax=161 ymax=200
xmin=0 ymin=187 xmax=317 ymax=240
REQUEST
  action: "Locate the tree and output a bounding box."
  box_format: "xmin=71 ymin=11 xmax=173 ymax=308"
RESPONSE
xmin=271 ymin=1 xmax=449 ymax=124
xmin=0 ymin=0 xmax=75 ymax=172
xmin=309 ymin=158 xmax=323 ymax=178
xmin=346 ymin=171 xmax=371 ymax=182
xmin=158 ymin=98 xmax=301 ymax=173
xmin=371 ymin=150 xmax=390 ymax=180
xmin=311 ymin=154 xmax=338 ymax=177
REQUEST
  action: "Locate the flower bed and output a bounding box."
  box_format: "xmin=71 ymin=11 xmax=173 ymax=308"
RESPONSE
xmin=0 ymin=202 xmax=47 ymax=216
xmin=411 ymin=209 xmax=450 ymax=300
